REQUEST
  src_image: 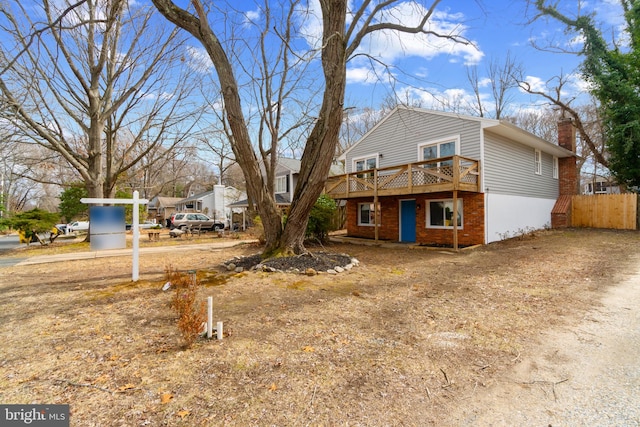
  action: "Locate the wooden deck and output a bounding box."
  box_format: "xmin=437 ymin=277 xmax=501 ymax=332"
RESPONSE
xmin=325 ymin=155 xmax=480 ymax=199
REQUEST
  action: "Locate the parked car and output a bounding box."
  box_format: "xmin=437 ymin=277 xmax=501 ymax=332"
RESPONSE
xmin=55 ymin=224 xmax=69 ymax=234
xmin=170 ymin=213 xmax=224 ymax=231
xmin=68 ymin=221 xmax=89 ymax=232
xmin=125 ymin=221 xmax=159 ymax=231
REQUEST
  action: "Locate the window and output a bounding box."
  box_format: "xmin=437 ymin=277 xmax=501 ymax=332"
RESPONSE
xmin=535 ymin=149 xmax=542 ymax=175
xmin=427 ymin=199 xmax=463 ymax=229
xmin=553 ymin=156 xmax=559 ymax=179
xmin=358 ymin=203 xmax=380 ymax=226
xmin=419 ymin=136 xmax=459 ymax=168
xmin=354 ymin=155 xmax=378 ymax=178
xmin=275 ymin=175 xmax=287 ymax=193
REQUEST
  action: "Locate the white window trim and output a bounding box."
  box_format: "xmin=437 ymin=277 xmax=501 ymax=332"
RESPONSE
xmin=535 ymin=149 xmax=542 ymax=175
xmin=352 ymin=153 xmax=379 ymax=173
xmin=426 ymin=198 xmax=463 ymax=230
xmin=553 ymin=156 xmax=559 ymax=179
xmin=275 ymin=175 xmax=287 ymax=194
xmin=417 ymin=135 xmax=461 ymax=161
xmin=357 ymin=202 xmax=380 ymax=226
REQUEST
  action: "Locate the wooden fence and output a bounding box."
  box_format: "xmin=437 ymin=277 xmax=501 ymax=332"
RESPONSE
xmin=571 ymin=194 xmax=638 ymax=230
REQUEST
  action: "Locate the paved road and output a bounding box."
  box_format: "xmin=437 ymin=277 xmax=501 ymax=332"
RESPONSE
xmin=0 ymin=239 xmax=258 ymax=268
xmin=0 ymin=234 xmax=20 ymax=252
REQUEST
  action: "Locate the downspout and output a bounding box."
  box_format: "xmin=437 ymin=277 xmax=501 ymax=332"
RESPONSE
xmin=480 ymin=124 xmax=488 ymax=244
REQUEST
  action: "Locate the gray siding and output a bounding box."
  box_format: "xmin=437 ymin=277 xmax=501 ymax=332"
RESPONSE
xmin=483 ymin=130 xmax=559 ymax=199
xmin=346 ymin=109 xmax=482 ymax=173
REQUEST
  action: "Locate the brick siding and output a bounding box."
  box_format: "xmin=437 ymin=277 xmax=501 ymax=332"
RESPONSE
xmin=346 ymin=191 xmax=485 ymax=246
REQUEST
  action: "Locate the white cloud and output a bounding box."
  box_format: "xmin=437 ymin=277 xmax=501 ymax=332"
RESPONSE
xmin=401 ymin=86 xmax=485 ymax=113
xmin=478 ymin=77 xmax=492 ymax=88
xmin=186 ymin=46 xmax=214 ymax=74
xmin=358 ymin=6 xmax=483 ymax=66
xmin=346 ymin=66 xmax=380 ymax=85
xmin=520 ymin=75 xmax=546 ymax=93
xmin=298 ymin=1 xmax=483 ymax=66
xmin=244 ymin=8 xmax=261 ymax=25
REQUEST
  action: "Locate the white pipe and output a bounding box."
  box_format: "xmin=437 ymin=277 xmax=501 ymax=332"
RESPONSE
xmin=217 ymin=321 xmax=223 ymax=340
xmin=132 ymin=191 xmax=140 ymax=281
xmin=207 ymin=296 xmax=213 ymax=339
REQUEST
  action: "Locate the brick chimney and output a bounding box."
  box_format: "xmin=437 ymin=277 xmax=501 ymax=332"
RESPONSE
xmin=551 ymin=117 xmax=578 ymax=228
xmin=557 ymin=117 xmax=578 ymax=195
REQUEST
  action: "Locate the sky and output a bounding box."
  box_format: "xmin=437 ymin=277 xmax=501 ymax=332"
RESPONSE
xmin=333 ymin=0 xmax=626 ymax=115
xmin=171 ymin=0 xmax=627 ymax=122
xmin=2 ymin=0 xmax=627 ymax=137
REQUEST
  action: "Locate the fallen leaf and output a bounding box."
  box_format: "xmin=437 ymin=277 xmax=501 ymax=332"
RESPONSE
xmin=160 ymin=392 xmax=173 ymax=404
xmin=93 ymin=374 xmax=109 ymax=384
xmin=118 ymin=383 xmax=135 ymax=392
xmin=102 ymin=335 xmax=112 ymax=341
xmin=177 ymin=409 xmax=190 ymax=418
xmin=268 ymin=383 xmax=277 ymax=391
xmin=302 ymin=346 xmax=315 ymax=352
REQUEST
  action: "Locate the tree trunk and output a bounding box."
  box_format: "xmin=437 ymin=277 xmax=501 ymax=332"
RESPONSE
xmin=276 ymin=0 xmax=348 ymax=256
xmin=152 ymin=0 xmax=347 ymax=258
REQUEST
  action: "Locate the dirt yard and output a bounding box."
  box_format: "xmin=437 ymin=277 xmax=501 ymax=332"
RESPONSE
xmin=0 ymin=228 xmax=637 ymax=426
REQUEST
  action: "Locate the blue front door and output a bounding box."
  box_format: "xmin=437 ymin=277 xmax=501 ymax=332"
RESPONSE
xmin=400 ymin=199 xmax=416 ymax=242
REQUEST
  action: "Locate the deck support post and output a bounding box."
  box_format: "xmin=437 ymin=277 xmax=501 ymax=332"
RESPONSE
xmin=453 ymin=190 xmax=459 ymax=252
xmin=374 ymin=169 xmax=379 ymax=241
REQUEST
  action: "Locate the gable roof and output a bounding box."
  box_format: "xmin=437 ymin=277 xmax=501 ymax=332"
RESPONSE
xmin=151 ymin=197 xmax=182 ymax=208
xmin=228 ymin=193 xmax=291 ymax=208
xmin=339 ymin=106 xmax=576 ymax=160
xmin=276 ymin=158 xmax=302 ymax=174
xmin=180 ymin=189 xmax=214 ymax=203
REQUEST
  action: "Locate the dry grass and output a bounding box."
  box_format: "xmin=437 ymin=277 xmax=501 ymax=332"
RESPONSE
xmin=0 ymin=228 xmax=637 ymax=426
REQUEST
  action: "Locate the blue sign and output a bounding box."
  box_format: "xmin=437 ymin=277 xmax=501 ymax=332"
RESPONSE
xmin=90 ymin=206 xmax=126 ymax=250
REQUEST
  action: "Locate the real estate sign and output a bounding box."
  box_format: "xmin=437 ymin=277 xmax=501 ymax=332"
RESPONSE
xmin=90 ymin=206 xmax=126 ymax=250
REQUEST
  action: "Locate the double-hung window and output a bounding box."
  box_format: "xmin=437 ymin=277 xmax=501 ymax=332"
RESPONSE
xmin=535 ymin=149 xmax=542 ymax=175
xmin=358 ymin=202 xmax=379 ymax=226
xmin=552 ymin=156 xmax=559 ymax=179
xmin=418 ymin=136 xmax=459 ymax=169
xmin=354 ymin=155 xmax=378 ymax=178
xmin=427 ymin=199 xmax=463 ymax=229
xmin=275 ymin=175 xmax=287 ymax=193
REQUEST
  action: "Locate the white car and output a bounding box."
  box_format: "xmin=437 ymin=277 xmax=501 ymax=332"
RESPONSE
xmin=68 ymin=221 xmax=89 ymax=232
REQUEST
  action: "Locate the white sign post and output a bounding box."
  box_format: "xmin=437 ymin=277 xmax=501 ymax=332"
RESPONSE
xmin=81 ymin=190 xmax=149 ymax=281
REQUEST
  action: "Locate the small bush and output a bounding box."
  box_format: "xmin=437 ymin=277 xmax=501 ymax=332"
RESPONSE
xmin=306 ymin=194 xmax=338 ymax=242
xmin=166 ymin=267 xmax=204 ymax=348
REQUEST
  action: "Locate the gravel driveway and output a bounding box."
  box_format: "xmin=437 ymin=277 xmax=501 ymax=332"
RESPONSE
xmin=453 ymin=254 xmax=640 ymax=426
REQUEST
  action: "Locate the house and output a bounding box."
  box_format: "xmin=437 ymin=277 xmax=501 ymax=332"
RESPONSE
xmin=230 ymin=158 xmax=344 ymax=210
xmin=324 ymin=107 xmax=577 ymax=247
xmin=147 ymin=196 xmax=183 ymax=226
xmin=173 ymin=185 xmax=246 ymax=226
xmin=582 ymin=176 xmax=621 ymax=195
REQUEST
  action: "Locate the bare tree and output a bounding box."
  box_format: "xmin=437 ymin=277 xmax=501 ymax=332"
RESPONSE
xmin=0 ymin=0 xmax=201 ymax=199
xmin=466 ymin=51 xmax=523 ymax=119
xmin=152 ymin=0 xmax=470 ymax=256
xmin=516 ymin=73 xmax=608 ymax=169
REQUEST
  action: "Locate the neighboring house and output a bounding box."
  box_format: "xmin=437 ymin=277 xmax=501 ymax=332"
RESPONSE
xmin=230 ymin=158 xmax=344 ymax=210
xmin=582 ymin=177 xmax=621 ymax=195
xmin=273 ymin=158 xmax=300 ymax=206
xmin=324 ymin=107 xmax=577 ymax=247
xmin=173 ymin=185 xmax=246 ymax=226
xmin=147 ymin=196 xmax=183 ymax=225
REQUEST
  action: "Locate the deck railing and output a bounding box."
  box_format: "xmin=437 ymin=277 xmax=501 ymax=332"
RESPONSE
xmin=325 ymin=155 xmax=480 ymax=199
